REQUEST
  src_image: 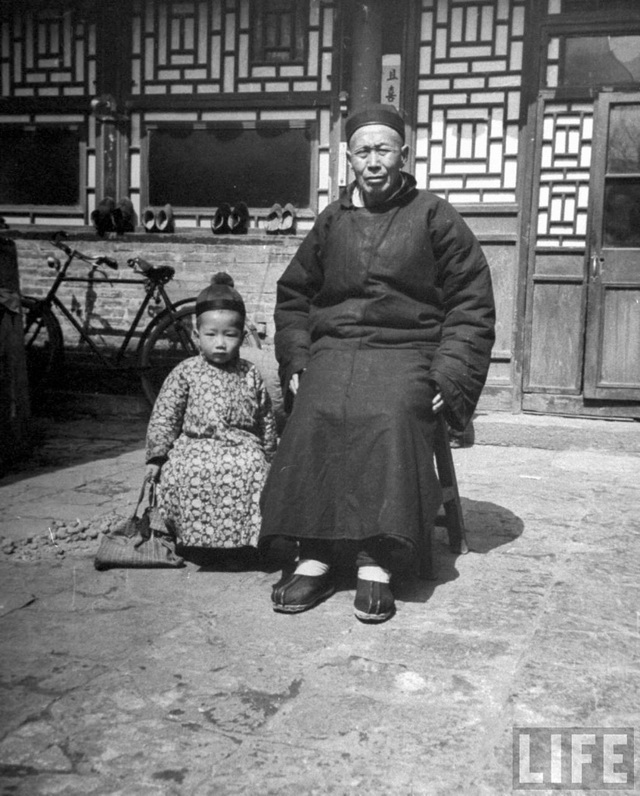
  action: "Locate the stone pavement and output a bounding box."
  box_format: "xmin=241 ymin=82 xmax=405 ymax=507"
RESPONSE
xmin=1 ymin=411 xmax=639 ymax=795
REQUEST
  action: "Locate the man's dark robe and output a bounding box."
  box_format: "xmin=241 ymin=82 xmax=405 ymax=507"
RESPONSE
xmin=259 ymin=174 xmax=495 ymax=552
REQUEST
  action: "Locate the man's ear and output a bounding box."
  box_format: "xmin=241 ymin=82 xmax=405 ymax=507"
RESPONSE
xmin=401 ymin=144 xmax=409 ymax=164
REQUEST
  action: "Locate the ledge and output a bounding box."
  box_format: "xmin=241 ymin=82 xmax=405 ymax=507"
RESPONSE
xmin=3 ymin=227 xmax=306 ymax=246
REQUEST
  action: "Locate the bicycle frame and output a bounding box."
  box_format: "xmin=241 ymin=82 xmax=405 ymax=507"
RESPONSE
xmin=36 ymin=248 xmax=188 ymax=368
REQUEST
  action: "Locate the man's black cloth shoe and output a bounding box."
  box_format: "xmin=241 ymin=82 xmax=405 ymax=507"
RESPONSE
xmin=354 ymin=579 xmax=395 ymax=623
xmin=271 ymin=572 xmax=335 ymax=613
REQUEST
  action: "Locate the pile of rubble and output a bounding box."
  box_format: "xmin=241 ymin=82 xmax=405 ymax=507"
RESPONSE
xmin=0 ymin=513 xmax=126 ymax=562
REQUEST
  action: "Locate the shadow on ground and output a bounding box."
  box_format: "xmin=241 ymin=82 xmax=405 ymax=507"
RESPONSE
xmin=2 ymin=416 xmax=147 ymax=483
xmin=178 ymin=497 xmax=525 ymax=613
xmin=398 ymin=497 xmax=524 ymax=605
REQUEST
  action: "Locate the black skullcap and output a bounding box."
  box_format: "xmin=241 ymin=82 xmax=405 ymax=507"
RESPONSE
xmin=345 ymin=104 xmax=405 ymax=143
xmin=196 ymin=272 xmax=246 ymax=319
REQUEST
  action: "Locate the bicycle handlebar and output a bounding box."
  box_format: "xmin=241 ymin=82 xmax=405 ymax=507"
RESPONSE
xmin=51 ymin=236 xmax=118 ymax=269
xmin=48 ymin=232 xmax=173 ymax=280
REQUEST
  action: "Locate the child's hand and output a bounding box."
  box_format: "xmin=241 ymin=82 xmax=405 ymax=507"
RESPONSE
xmin=145 ymin=463 xmax=161 ymax=482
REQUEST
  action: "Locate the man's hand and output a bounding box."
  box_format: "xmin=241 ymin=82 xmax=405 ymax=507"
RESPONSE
xmin=289 ymin=371 xmax=304 ymax=395
xmin=432 ymin=391 xmax=444 ymax=414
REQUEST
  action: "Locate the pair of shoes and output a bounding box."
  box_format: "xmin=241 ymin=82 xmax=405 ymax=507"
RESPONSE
xmin=142 ymin=204 xmax=174 ymax=233
xmin=112 ymin=198 xmax=136 ymax=235
xmin=91 ymin=197 xmax=136 ymax=236
xmin=353 ymin=578 xmax=395 ymax=623
xmin=265 ymin=203 xmax=296 ymax=234
xmin=212 ymin=202 xmax=250 ymax=235
xmin=271 ymin=572 xmax=335 ymax=613
xmin=91 ymin=196 xmax=115 ymax=236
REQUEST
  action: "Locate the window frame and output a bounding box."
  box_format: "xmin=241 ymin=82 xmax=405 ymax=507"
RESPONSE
xmin=540 ymin=19 xmax=640 ymax=96
xmin=140 ymin=118 xmax=319 ymax=214
xmin=249 ymin=0 xmax=309 ymax=66
xmin=0 ymin=120 xmax=86 ymax=215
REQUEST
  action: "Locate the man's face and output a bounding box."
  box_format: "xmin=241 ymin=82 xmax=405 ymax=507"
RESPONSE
xmin=347 ymin=124 xmax=408 ymax=206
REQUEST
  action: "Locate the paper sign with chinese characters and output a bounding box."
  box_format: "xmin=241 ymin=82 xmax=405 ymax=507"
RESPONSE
xmin=381 ymin=54 xmax=401 ymax=106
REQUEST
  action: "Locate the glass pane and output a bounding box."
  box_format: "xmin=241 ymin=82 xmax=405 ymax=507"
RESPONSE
xmin=562 ymin=35 xmax=640 ymax=86
xmin=603 ymin=179 xmax=640 ymax=247
xmin=607 ymin=105 xmax=640 ymax=173
xmin=148 ymin=124 xmax=312 ymax=208
xmin=0 ymin=127 xmax=80 ymax=205
xmin=251 ymin=0 xmax=307 ymax=63
xmin=563 ymin=0 xmax=639 ymax=12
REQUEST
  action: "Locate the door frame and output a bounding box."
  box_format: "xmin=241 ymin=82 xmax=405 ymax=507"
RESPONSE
xmin=583 ymin=91 xmax=640 ymax=401
xmin=517 ymin=5 xmax=640 ymax=418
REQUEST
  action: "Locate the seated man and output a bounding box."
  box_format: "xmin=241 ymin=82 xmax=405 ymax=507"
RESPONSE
xmin=259 ymin=103 xmax=495 ymax=623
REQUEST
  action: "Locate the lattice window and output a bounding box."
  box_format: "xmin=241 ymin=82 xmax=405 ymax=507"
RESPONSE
xmin=131 ymin=0 xmax=216 ymax=94
xmin=536 ymin=103 xmax=593 ymax=248
xmin=132 ymin=0 xmax=330 ymax=95
xmin=1 ymin=4 xmax=96 ymax=98
xmin=415 ymin=0 xmax=525 ymax=203
xmin=251 ymin=0 xmax=308 ymax=64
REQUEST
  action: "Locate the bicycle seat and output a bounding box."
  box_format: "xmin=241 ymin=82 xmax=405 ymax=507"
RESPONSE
xmin=146 ymin=265 xmax=175 ymax=284
xmin=128 ymin=258 xmax=175 ymax=284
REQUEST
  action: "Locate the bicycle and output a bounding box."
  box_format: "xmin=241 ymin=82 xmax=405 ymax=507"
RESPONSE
xmin=21 ymin=234 xmax=261 ymax=405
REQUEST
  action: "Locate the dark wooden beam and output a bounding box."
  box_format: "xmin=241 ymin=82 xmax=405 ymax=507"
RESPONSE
xmin=349 ymin=0 xmax=385 ymax=111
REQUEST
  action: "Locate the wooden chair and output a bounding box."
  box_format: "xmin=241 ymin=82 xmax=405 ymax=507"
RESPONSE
xmin=419 ymin=414 xmax=469 ymax=579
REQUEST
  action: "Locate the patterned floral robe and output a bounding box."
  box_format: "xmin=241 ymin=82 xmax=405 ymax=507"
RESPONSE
xmin=146 ymin=355 xmax=277 ymax=548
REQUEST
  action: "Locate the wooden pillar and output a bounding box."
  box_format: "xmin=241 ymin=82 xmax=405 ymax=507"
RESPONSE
xmin=94 ymin=0 xmax=131 ymax=202
xmin=349 ymin=0 xmax=385 ymax=112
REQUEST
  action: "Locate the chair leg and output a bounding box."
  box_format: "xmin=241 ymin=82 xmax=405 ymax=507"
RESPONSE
xmin=419 ymin=524 xmax=435 ymax=580
xmin=433 ymin=414 xmax=469 ymax=556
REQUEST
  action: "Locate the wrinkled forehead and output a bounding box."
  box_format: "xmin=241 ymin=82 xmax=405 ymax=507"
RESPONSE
xmin=348 ymin=124 xmax=404 ymax=150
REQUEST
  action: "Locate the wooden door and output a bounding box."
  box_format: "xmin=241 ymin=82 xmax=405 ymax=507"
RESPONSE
xmin=584 ymin=94 xmax=640 ymax=400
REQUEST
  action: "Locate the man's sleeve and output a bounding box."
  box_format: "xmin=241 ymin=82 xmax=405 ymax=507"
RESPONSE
xmin=428 ymin=203 xmax=496 ymax=431
xmin=273 ymin=216 xmax=326 ymax=405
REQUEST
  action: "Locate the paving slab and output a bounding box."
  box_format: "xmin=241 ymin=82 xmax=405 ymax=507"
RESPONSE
xmin=0 ymin=415 xmax=639 ymax=794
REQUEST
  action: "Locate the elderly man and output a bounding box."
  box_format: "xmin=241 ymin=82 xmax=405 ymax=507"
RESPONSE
xmin=260 ymin=104 xmax=495 ymax=623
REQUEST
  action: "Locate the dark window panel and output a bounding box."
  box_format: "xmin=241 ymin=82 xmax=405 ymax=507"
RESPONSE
xmin=0 ymin=127 xmax=81 ymax=206
xmin=148 ymin=124 xmax=312 ymax=209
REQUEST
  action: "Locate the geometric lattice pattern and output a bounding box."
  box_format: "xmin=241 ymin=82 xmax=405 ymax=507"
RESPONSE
xmin=131 ymin=0 xmax=334 ymax=95
xmin=0 ymin=7 xmax=96 ymax=98
xmin=545 ymin=36 xmax=560 ymax=88
xmin=536 ymin=102 xmax=593 ymax=248
xmin=414 ymin=0 xmax=525 ymax=204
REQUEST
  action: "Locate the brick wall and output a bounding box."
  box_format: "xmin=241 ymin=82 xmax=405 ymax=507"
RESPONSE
xmin=15 ymin=232 xmax=299 ymax=346
xmin=15 ymin=231 xmax=298 ymax=416
xmin=14 ymin=222 xmax=514 ymax=414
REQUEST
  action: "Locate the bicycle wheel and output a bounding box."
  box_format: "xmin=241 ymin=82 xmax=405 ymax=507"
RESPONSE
xmin=138 ymin=304 xmax=263 ymax=405
xmin=138 ymin=304 xmax=198 ymax=405
xmin=21 ymin=296 xmax=64 ymax=396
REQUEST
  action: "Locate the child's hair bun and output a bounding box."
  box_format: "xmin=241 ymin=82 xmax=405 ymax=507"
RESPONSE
xmin=211 ymin=271 xmax=235 ymax=287
xmin=196 ymin=271 xmax=245 ymax=318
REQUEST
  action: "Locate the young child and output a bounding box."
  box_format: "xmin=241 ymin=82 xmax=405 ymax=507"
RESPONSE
xmin=145 ymin=272 xmax=277 ymax=550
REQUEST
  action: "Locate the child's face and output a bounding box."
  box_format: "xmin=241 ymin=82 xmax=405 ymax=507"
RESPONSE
xmin=195 ymin=309 xmax=244 ymax=365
